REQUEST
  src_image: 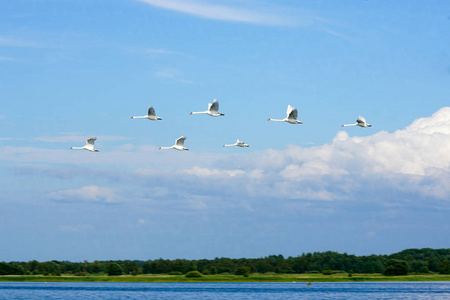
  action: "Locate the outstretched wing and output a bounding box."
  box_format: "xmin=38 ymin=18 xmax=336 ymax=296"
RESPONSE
xmin=86 ymin=137 xmax=97 ymax=146
xmin=287 ymin=105 xmax=298 ymax=120
xmin=209 ymin=99 xmax=219 ymax=113
xmin=357 ymin=116 xmax=366 ymax=124
xmin=176 ymin=136 xmax=186 ymax=146
xmin=148 ymin=106 xmax=156 ymax=117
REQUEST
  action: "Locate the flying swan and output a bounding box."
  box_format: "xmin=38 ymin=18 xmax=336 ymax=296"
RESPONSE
xmin=131 ymin=106 xmax=162 ymax=120
xmin=268 ymin=105 xmax=303 ymax=124
xmin=70 ymin=137 xmax=99 ymax=152
xmin=342 ymin=116 xmax=372 ymax=127
xmin=190 ymin=99 xmax=224 ymax=117
xmin=223 ymin=139 xmax=250 ymax=147
xmin=159 ymin=136 xmax=189 ymax=151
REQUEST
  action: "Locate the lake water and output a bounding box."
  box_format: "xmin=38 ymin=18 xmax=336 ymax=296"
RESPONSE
xmin=0 ymin=281 xmax=449 ymax=299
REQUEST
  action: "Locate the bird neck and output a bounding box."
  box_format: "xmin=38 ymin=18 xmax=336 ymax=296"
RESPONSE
xmin=190 ymin=111 xmax=207 ymax=115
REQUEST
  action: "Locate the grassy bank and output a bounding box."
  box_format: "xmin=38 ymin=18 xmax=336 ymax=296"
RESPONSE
xmin=1 ymin=273 xmax=450 ymax=282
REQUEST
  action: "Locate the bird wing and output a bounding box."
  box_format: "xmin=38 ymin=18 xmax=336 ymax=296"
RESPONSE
xmin=176 ymin=136 xmax=186 ymax=146
xmin=209 ymin=99 xmax=219 ymax=113
xmin=357 ymin=116 xmax=366 ymax=123
xmin=148 ymin=106 xmax=156 ymax=117
xmin=287 ymin=105 xmax=298 ymax=120
xmin=86 ymin=137 xmax=97 ymax=146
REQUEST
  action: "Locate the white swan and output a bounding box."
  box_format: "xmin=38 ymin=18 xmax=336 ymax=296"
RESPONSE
xmin=268 ymin=105 xmax=303 ymax=124
xmin=131 ymin=106 xmax=162 ymax=120
xmin=70 ymin=137 xmax=99 ymax=152
xmin=223 ymin=139 xmax=250 ymax=147
xmin=342 ymin=116 xmax=372 ymax=127
xmin=159 ymin=136 xmax=189 ymax=151
xmin=190 ymin=99 xmax=224 ymax=117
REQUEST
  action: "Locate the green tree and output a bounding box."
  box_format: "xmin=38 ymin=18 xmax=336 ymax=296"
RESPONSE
xmin=0 ymin=262 xmax=25 ymax=275
xmin=185 ymin=271 xmax=202 ymax=278
xmin=235 ymin=267 xmax=249 ymax=276
xmin=107 ymin=262 xmax=123 ymax=276
xmin=418 ymin=266 xmax=430 ymax=273
xmin=383 ymin=259 xmax=409 ymax=276
xmin=439 ymin=260 xmax=450 ymax=274
xmin=322 ymin=267 xmax=332 ymax=275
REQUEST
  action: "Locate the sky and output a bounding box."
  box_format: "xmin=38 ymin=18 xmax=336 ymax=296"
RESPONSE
xmin=1 ymin=0 xmax=450 ymax=262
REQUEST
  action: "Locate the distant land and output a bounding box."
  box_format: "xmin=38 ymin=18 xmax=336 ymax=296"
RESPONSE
xmin=1 ymin=248 xmax=449 ymax=282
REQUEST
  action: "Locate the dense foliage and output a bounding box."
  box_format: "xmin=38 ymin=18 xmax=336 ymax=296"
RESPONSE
xmin=383 ymin=259 xmax=410 ymax=276
xmin=1 ymin=248 xmax=449 ymax=276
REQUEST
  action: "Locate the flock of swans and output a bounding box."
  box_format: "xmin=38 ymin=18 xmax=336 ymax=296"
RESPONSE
xmin=70 ymin=99 xmax=372 ymax=152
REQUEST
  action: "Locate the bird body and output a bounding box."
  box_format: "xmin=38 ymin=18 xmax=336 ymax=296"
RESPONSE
xmin=223 ymin=139 xmax=250 ymax=147
xmin=70 ymin=137 xmax=99 ymax=152
xmin=159 ymin=136 xmax=189 ymax=151
xmin=342 ymin=116 xmax=372 ymax=127
xmin=131 ymin=106 xmax=162 ymax=120
xmin=268 ymin=105 xmax=303 ymax=124
xmin=190 ymin=99 xmax=224 ymax=116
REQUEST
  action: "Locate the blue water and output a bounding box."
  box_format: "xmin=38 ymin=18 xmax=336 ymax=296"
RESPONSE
xmin=0 ymin=282 xmax=449 ymax=299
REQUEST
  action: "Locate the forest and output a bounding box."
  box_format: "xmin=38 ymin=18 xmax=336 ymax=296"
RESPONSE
xmin=1 ymin=248 xmax=450 ymax=276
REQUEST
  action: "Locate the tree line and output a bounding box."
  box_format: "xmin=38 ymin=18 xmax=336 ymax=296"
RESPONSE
xmin=1 ymin=248 xmax=449 ymax=276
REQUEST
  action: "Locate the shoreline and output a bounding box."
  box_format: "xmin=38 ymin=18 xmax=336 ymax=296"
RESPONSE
xmin=1 ymin=274 xmax=450 ymax=283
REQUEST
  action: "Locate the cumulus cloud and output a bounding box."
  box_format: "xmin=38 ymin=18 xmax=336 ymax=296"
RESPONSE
xmin=256 ymin=107 xmax=450 ymax=201
xmin=49 ymin=185 xmax=119 ymax=203
xmin=7 ymin=107 xmax=450 ymax=209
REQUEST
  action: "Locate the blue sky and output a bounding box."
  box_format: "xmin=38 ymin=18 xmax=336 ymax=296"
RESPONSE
xmin=1 ymin=0 xmax=450 ymax=262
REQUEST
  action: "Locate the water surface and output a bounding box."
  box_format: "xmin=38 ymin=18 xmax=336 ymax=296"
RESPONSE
xmin=0 ymin=281 xmax=449 ymax=299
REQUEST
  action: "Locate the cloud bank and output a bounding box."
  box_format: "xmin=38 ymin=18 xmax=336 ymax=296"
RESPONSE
xmin=4 ymin=107 xmax=450 ymax=210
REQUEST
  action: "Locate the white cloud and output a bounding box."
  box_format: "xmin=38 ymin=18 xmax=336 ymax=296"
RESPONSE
xmin=136 ymin=0 xmax=352 ymax=39
xmin=6 ymin=107 xmax=450 ymax=207
xmin=261 ymin=107 xmax=450 ymax=201
xmin=155 ymin=68 xmax=195 ymax=84
xmin=184 ymin=166 xmax=245 ymax=178
xmin=50 ymin=185 xmax=119 ymax=203
xmin=137 ymin=0 xmax=296 ymax=26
